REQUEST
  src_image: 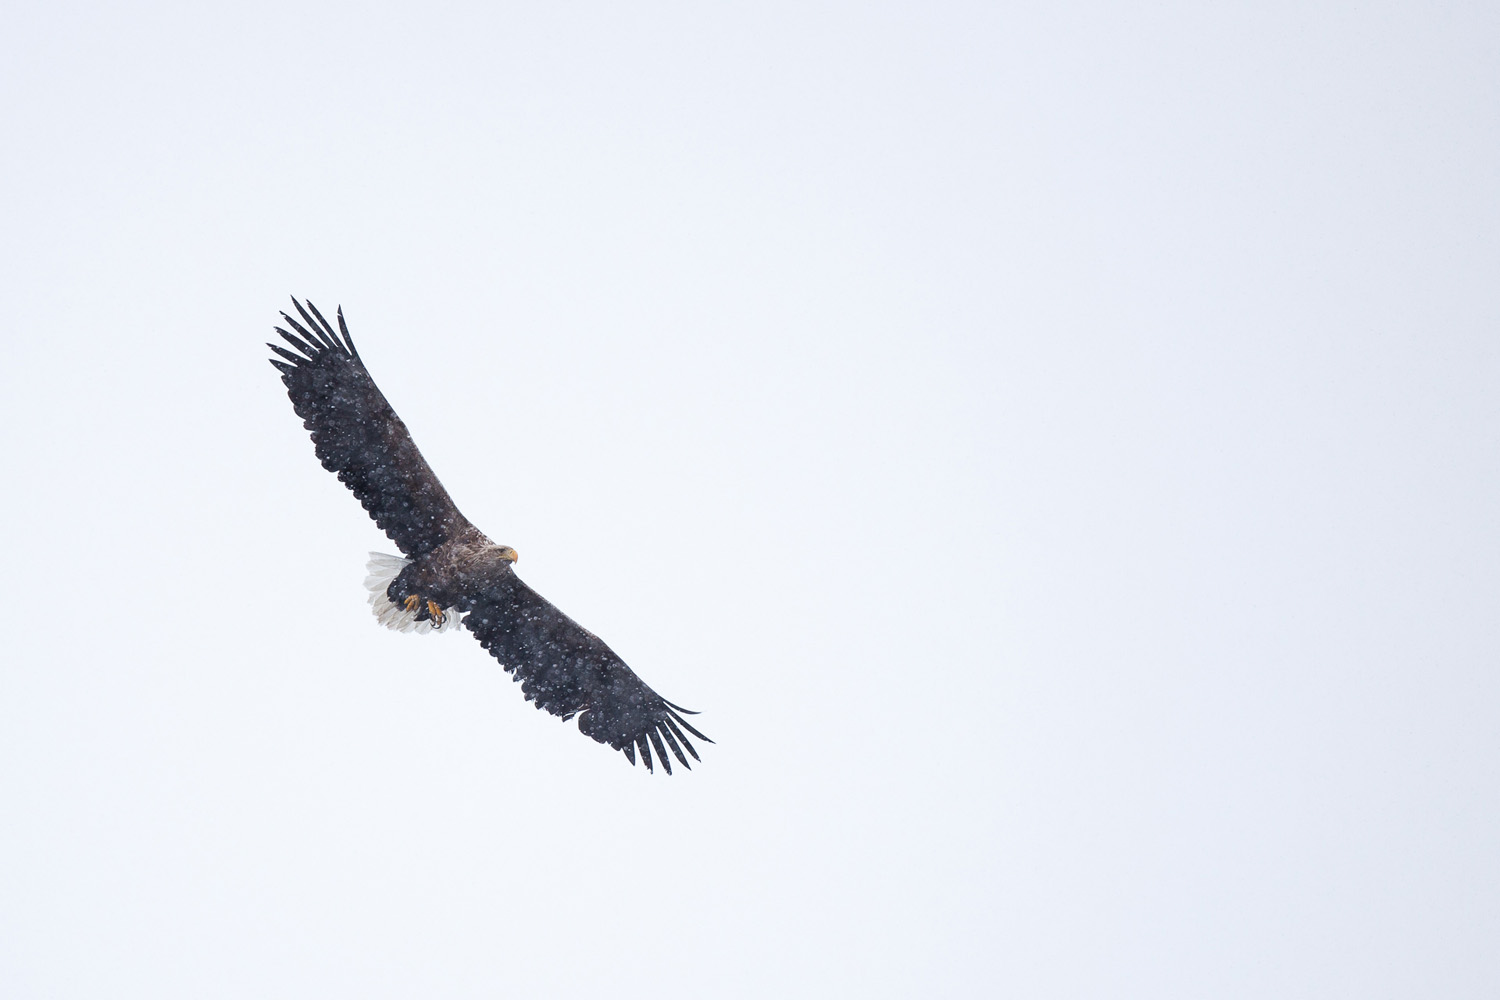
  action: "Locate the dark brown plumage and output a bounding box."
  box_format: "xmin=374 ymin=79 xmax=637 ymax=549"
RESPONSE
xmin=269 ymin=298 xmax=708 ymax=773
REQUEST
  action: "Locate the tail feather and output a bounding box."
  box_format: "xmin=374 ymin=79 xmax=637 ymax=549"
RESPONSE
xmin=365 ymin=552 xmax=463 ymax=634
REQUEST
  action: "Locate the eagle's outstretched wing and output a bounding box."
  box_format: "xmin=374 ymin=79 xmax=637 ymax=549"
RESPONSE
xmin=268 ymin=299 xmax=472 ymax=557
xmin=462 ymin=570 xmax=711 ymax=773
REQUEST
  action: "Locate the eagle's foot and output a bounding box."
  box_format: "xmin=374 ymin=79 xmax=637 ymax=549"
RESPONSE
xmin=399 ymin=592 xmax=447 ymax=626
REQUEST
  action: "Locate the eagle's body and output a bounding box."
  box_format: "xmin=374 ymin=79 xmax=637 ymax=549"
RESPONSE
xmin=388 ymin=532 xmax=516 ymax=621
xmin=268 ymin=299 xmax=706 ymax=773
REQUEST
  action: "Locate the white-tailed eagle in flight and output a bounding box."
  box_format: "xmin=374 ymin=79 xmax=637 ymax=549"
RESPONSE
xmin=268 ymin=299 xmax=708 ymax=773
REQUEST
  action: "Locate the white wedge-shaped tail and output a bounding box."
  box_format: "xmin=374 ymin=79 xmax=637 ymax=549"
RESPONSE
xmin=364 ymin=552 xmax=464 ymax=633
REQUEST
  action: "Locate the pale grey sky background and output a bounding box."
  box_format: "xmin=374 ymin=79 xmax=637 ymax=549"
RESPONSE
xmin=2 ymin=2 xmax=1497 ymax=996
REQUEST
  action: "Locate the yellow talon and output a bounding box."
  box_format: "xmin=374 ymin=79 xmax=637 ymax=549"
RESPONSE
xmin=403 ymin=595 xmax=421 ymax=611
xmin=426 ymin=600 xmax=445 ymax=625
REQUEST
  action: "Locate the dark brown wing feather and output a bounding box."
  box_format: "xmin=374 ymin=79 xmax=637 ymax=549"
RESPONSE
xmin=462 ymin=569 xmax=710 ymax=774
xmin=269 ymin=298 xmax=473 ymax=557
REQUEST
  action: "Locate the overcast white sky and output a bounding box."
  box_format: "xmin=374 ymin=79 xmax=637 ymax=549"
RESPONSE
xmin=3 ymin=2 xmax=1498 ymax=996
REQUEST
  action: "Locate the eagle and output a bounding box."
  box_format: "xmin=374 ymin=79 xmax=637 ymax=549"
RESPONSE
xmin=268 ymin=298 xmax=708 ymax=773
